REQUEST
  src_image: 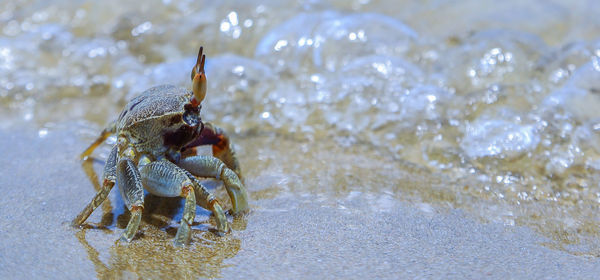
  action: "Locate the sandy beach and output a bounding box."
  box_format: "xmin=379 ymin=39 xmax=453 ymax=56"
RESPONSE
xmin=1 ymin=128 xmax=600 ymax=279
xmin=2 ymin=0 xmax=600 ymax=278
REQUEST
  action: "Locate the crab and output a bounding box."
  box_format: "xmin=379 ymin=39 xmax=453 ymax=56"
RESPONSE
xmin=73 ymin=47 xmax=249 ymax=246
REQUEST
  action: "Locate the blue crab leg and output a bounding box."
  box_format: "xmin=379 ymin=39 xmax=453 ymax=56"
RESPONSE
xmin=80 ymin=121 xmax=116 ymax=159
xmin=117 ymin=158 xmax=145 ymax=242
xmin=186 ymin=171 xmax=230 ymax=235
xmin=175 ymin=185 xmax=197 ymax=246
xmin=73 ymin=145 xmax=118 ymax=226
xmin=177 ymin=155 xmax=249 ymax=215
xmin=184 ymin=122 xmax=243 ymax=179
xmin=140 ymin=160 xmax=229 ymax=246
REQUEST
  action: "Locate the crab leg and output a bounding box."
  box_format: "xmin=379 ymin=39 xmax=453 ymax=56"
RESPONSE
xmin=80 ymin=121 xmax=117 ymax=159
xmin=73 ymin=145 xmax=118 ymax=226
xmin=140 ymin=160 xmax=229 ymax=246
xmin=185 ymin=122 xmax=243 ymax=179
xmin=178 ymin=155 xmax=249 ymax=215
xmin=186 ymin=171 xmax=230 ymax=234
xmin=117 ymin=158 xmax=145 ymax=242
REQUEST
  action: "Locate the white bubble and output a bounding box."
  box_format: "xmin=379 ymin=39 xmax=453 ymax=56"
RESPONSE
xmin=462 ymin=119 xmax=540 ymax=159
xmin=38 ymin=128 xmax=48 ymax=138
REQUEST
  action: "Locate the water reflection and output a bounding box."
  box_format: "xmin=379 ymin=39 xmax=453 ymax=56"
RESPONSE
xmin=76 ymin=157 xmax=245 ymax=278
xmin=76 ymin=227 xmax=241 ymax=279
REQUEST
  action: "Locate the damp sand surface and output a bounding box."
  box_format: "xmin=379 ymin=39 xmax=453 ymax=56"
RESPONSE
xmin=1 ymin=127 xmax=600 ymax=279
xmin=3 ymin=0 xmax=600 ymax=278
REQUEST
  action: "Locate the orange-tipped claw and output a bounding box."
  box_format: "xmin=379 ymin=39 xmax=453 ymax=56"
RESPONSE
xmin=191 ymin=46 xmax=207 ymax=106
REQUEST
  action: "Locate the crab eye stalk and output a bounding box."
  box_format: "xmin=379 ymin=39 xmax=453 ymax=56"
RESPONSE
xmin=192 ymin=72 xmax=206 ymax=104
xmin=190 ymin=46 xmax=207 ymax=107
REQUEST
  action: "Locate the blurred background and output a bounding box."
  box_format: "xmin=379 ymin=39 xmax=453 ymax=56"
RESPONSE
xmin=2 ymin=0 xmax=600 ymax=277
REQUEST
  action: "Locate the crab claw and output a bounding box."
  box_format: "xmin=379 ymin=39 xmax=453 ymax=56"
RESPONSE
xmin=190 ymin=46 xmax=207 ymax=107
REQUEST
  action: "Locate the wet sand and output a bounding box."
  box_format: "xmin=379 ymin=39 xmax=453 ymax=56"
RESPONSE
xmin=1 ymin=126 xmax=600 ymax=279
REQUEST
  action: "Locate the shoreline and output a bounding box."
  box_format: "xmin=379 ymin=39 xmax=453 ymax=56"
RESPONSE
xmin=1 ymin=127 xmax=599 ymax=279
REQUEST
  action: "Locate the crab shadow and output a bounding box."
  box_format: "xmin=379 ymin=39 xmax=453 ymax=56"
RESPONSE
xmin=76 ymin=157 xmax=247 ymax=278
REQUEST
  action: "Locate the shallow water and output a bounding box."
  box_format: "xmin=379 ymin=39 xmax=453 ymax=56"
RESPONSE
xmin=2 ymin=0 xmax=600 ymax=276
